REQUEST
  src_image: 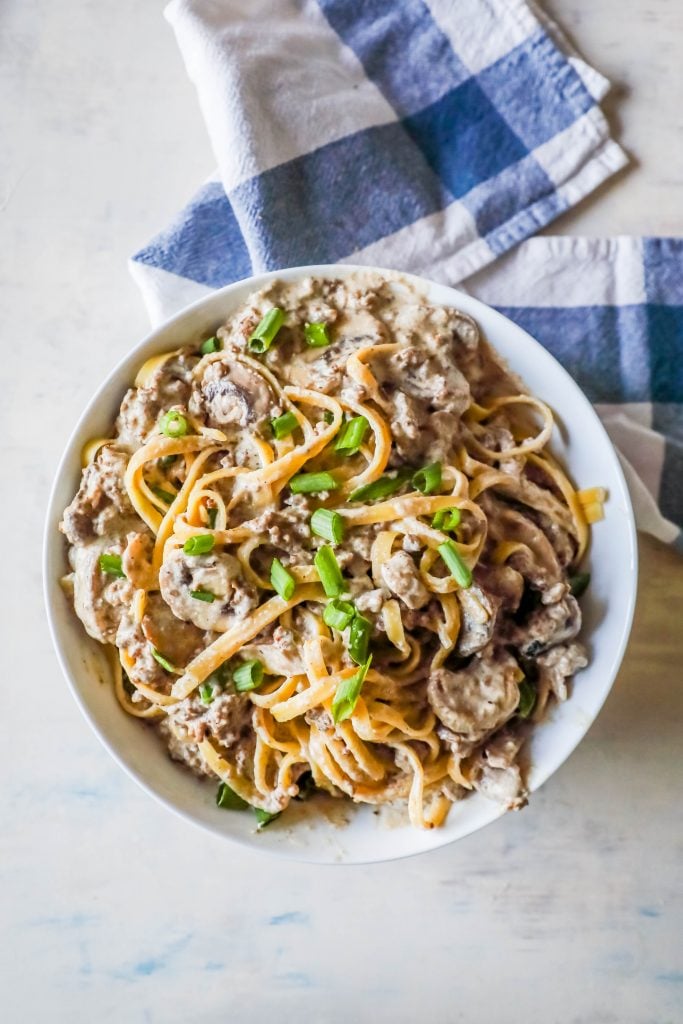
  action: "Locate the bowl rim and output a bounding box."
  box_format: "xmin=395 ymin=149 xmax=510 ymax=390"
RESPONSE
xmin=43 ymin=263 xmax=638 ymax=863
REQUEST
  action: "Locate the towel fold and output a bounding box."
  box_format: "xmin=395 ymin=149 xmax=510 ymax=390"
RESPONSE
xmin=130 ymin=0 xmax=682 ymax=546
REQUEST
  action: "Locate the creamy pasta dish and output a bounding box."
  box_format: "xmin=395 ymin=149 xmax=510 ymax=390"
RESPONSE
xmin=60 ymin=272 xmax=603 ymax=829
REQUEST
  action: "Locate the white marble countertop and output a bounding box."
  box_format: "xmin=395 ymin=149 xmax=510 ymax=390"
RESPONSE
xmin=2 ymin=2 xmax=682 ymax=1021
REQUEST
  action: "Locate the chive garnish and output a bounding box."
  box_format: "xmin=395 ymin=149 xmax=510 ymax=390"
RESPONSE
xmin=190 ymin=588 xmax=216 ymax=603
xmin=158 ymin=410 xmax=188 ymax=438
xmin=310 ymin=508 xmax=345 ymax=545
xmin=517 ymin=679 xmax=536 ymax=718
xmin=183 ymin=534 xmax=215 ymax=556
xmin=304 ymin=322 xmax=330 ymax=348
xmin=270 ymin=410 xmax=299 ymax=439
xmin=199 ymin=681 xmax=217 ymax=705
xmin=412 ymin=461 xmax=442 ymax=495
xmin=271 ymin=558 xmax=296 ymax=601
xmin=200 ymin=335 xmax=221 ymax=355
xmin=289 ymin=470 xmax=339 ymax=495
xmin=216 ymin=782 xmax=248 ymax=810
xmin=331 ymin=656 xmax=372 ymax=724
xmin=150 ymin=484 xmax=176 ymax=505
xmin=151 ymin=648 xmax=176 ymax=673
xmin=348 ymin=614 xmax=372 ymax=665
xmin=248 ymin=308 xmax=284 ymax=354
xmin=438 ymin=540 xmax=472 ymax=588
xmin=98 ymin=553 xmax=125 ymax=578
xmin=432 ymin=507 xmax=461 ymax=532
xmin=233 ymin=659 xmax=264 ymax=693
xmin=323 ymin=598 xmax=355 ymax=631
xmin=334 ymin=415 xmax=369 ymax=456
xmin=314 ymin=545 xmax=345 ymax=598
xmin=254 ymin=807 xmax=281 ymax=829
xmin=569 ymin=572 xmax=591 ymax=598
xmin=207 ymin=505 xmax=218 ymax=530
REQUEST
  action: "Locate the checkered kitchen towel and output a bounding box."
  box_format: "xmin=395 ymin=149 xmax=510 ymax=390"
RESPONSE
xmin=130 ymin=0 xmax=683 ymax=547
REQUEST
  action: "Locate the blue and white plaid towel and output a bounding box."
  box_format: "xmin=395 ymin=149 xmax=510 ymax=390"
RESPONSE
xmin=131 ymin=0 xmax=683 ymax=548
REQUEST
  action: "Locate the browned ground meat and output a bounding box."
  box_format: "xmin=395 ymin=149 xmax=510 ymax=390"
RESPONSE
xmin=61 ymin=445 xmax=135 ymax=545
xmin=381 ymin=551 xmax=430 ymax=609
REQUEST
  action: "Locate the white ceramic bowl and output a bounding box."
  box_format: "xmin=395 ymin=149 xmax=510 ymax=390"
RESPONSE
xmin=44 ymin=265 xmax=637 ymax=863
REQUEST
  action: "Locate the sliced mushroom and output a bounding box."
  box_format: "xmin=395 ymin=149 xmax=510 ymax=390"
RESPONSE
xmin=427 ymin=644 xmax=521 ymax=743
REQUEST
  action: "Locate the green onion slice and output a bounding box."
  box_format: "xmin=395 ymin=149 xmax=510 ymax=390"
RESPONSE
xmin=98 ymin=553 xmax=125 ymax=578
xmin=158 ymin=454 xmax=178 ymax=468
xmin=569 ymin=572 xmax=591 ymax=599
xmin=314 ymin=545 xmax=345 ymax=598
xmin=248 ymin=308 xmax=284 ymax=354
xmin=412 ymin=461 xmax=442 ymax=495
xmin=517 ymin=679 xmax=536 ymax=719
xmin=348 ymin=468 xmax=413 ymax=503
xmin=158 ymin=410 xmax=188 ymax=438
xmin=207 ymin=505 xmax=218 ymax=529
xmin=150 ymin=484 xmax=176 ymax=505
xmin=271 ymin=557 xmax=296 ymax=601
xmin=289 ymin=471 xmax=339 ymax=495
xmin=198 ymin=681 xmax=217 ymax=705
xmin=254 ymin=807 xmax=281 ymax=829
xmin=323 ymin=410 xmax=334 ymax=425
xmin=334 ymin=415 xmax=369 ymax=455
xmin=348 ymin=614 xmax=372 ymax=665
xmin=151 ymin=647 xmax=177 ymax=673
xmin=432 ymin=507 xmax=462 ymax=532
xmin=323 ymin=598 xmax=355 ymax=631
xmin=304 ymin=322 xmax=330 ymax=348
xmin=332 ymin=656 xmax=372 ymax=724
xmin=183 ymin=533 xmax=215 ymax=556
xmin=310 ymin=508 xmax=345 ymax=544
xmin=438 ymin=540 xmax=472 ymax=588
xmin=190 ymin=588 xmax=216 ymax=603
xmin=216 ymin=782 xmax=248 ymax=810
xmin=270 ymin=410 xmax=299 ymax=439
xmin=233 ymin=659 xmax=264 ymax=693
xmin=200 ymin=335 xmax=221 ymax=355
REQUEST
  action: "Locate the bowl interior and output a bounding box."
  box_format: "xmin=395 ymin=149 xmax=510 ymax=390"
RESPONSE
xmin=44 ymin=265 xmax=637 ymax=863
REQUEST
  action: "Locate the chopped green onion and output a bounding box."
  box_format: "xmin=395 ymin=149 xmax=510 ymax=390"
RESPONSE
xmin=432 ymin=507 xmax=462 ymax=532
xmin=271 ymin=557 xmax=296 ymax=601
xmin=323 ymin=410 xmax=334 ymax=425
xmin=98 ymin=553 xmax=125 ymax=578
xmin=199 ymin=681 xmax=217 ymax=705
xmin=412 ymin=461 xmax=442 ymax=495
xmin=151 ymin=647 xmax=177 ymax=673
xmin=348 ymin=614 xmax=372 ymax=665
xmin=569 ymin=572 xmax=591 ymax=599
xmin=233 ymin=659 xmax=264 ymax=693
xmin=270 ymin=410 xmax=299 ymax=439
xmin=216 ymin=782 xmax=248 ymax=810
xmin=289 ymin=471 xmax=339 ymax=494
xmin=335 ymin=415 xmax=369 ymax=455
xmin=207 ymin=505 xmax=218 ymax=529
xmin=314 ymin=545 xmax=345 ymax=598
xmin=332 ymin=656 xmax=372 ymax=723
xmin=183 ymin=533 xmax=215 ymax=556
xmin=323 ymin=598 xmax=355 ymax=631
xmin=150 ymin=484 xmax=176 ymax=505
xmin=158 ymin=410 xmax=188 ymax=438
xmin=158 ymin=454 xmax=178 ymax=468
xmin=517 ymin=679 xmax=536 ymax=719
xmin=248 ymin=308 xmax=284 ymax=354
xmin=200 ymin=335 xmax=221 ymax=355
xmin=310 ymin=508 xmax=345 ymax=544
xmin=304 ymin=322 xmax=330 ymax=348
xmin=190 ymin=588 xmax=216 ymax=603
xmin=254 ymin=807 xmax=281 ymax=829
xmin=438 ymin=540 xmax=472 ymax=588
xmin=348 ymin=468 xmax=413 ymax=503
